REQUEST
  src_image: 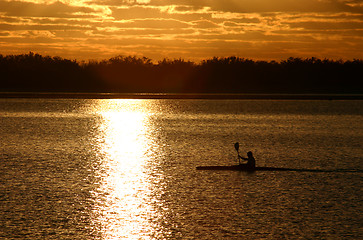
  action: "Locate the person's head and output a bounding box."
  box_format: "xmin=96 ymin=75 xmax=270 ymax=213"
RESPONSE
xmin=247 ymin=151 xmax=253 ymax=158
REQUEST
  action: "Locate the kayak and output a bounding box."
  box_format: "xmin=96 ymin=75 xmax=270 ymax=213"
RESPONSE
xmin=195 ymin=165 xmax=353 ymax=172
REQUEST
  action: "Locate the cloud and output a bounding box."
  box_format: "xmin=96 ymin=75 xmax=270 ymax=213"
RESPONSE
xmin=0 ymin=0 xmax=100 ymax=18
xmin=97 ymin=18 xmax=192 ymax=30
xmin=287 ymin=21 xmax=363 ymax=30
xmin=111 ymin=5 xmax=163 ymax=20
xmin=0 ymin=31 xmax=9 ymax=36
xmin=148 ymin=0 xmax=363 ymax=13
xmin=192 ymin=19 xmax=220 ymax=29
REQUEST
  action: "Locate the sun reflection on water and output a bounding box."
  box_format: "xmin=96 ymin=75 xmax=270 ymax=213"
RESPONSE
xmin=89 ymin=99 xmax=162 ymax=239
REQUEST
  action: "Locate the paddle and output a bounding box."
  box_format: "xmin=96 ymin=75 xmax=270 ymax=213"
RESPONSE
xmin=234 ymin=142 xmax=241 ymax=164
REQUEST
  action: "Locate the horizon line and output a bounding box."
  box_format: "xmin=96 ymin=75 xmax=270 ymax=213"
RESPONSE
xmin=1 ymin=52 xmax=362 ymax=63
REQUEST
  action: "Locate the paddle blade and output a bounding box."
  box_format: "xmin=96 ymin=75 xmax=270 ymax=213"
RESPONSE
xmin=234 ymin=142 xmax=239 ymax=152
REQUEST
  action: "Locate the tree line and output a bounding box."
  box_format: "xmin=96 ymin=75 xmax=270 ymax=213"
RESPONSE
xmin=1 ymin=52 xmax=362 ymax=93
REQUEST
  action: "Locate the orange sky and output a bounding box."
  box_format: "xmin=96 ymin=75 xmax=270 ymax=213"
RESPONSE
xmin=0 ymin=0 xmax=362 ymax=61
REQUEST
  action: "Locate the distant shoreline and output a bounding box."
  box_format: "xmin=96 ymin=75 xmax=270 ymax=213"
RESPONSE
xmin=1 ymin=92 xmax=363 ymax=100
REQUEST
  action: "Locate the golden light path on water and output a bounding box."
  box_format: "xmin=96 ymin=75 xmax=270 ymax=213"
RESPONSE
xmin=89 ymin=99 xmax=164 ymax=239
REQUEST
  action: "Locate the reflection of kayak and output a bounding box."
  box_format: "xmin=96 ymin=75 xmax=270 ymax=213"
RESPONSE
xmin=196 ymin=165 xmax=255 ymax=171
xmin=196 ymin=165 xmax=360 ymax=173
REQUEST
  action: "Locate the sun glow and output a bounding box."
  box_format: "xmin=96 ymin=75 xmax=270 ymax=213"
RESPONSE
xmin=89 ymin=99 xmax=162 ymax=239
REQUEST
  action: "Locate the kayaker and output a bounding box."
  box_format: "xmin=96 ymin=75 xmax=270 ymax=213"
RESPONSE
xmin=239 ymin=151 xmax=256 ymax=169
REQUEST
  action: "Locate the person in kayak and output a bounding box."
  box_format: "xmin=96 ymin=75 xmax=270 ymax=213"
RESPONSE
xmin=239 ymin=151 xmax=256 ymax=169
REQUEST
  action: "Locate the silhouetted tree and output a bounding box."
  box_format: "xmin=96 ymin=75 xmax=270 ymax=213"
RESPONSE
xmin=0 ymin=53 xmax=362 ymax=94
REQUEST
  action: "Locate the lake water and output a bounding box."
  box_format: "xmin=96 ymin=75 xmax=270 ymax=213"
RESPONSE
xmin=1 ymin=98 xmax=362 ymax=239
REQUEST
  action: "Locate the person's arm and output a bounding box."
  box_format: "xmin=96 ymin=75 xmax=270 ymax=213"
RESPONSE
xmin=239 ymin=155 xmax=248 ymax=160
